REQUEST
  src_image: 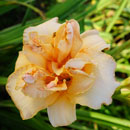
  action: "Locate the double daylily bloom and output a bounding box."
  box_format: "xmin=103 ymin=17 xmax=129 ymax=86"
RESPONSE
xmin=6 ymin=17 xmax=119 ymax=127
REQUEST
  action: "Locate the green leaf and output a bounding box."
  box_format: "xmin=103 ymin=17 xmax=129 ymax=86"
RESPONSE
xmin=0 ymin=76 xmax=7 ymax=85
xmin=0 ymin=0 xmax=34 ymax=15
xmin=0 ymin=110 xmax=55 ymax=130
xmin=106 ymin=0 xmax=128 ymax=32
xmin=107 ymin=40 xmax=130 ymax=59
xmin=77 ymin=109 xmax=130 ymax=130
xmin=116 ymin=63 xmax=130 ymax=75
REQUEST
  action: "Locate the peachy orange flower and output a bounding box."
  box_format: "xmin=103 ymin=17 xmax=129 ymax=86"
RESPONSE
xmin=6 ymin=17 xmax=119 ymax=127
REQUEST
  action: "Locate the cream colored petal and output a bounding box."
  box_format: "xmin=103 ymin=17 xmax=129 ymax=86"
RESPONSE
xmin=65 ymin=58 xmax=95 ymax=95
xmin=75 ymin=52 xmax=120 ymax=109
xmin=22 ymin=86 xmax=53 ymax=98
xmin=65 ymin=58 xmax=86 ymax=69
xmin=17 ymin=65 xmax=51 ymax=98
xmin=75 ymin=52 xmax=93 ymax=63
xmin=23 ymin=45 xmax=46 ymax=68
xmin=15 ymin=51 xmax=30 ymax=70
xmin=22 ymin=18 xmax=60 ymax=64
xmin=69 ymin=19 xmax=83 ymax=57
xmin=81 ymin=30 xmax=110 ymax=51
xmin=23 ymin=18 xmax=61 ymax=64
xmin=52 ymin=62 xmax=64 ymax=75
xmin=6 ymin=65 xmax=59 ymax=119
xmin=47 ymin=95 xmax=76 ymax=127
xmin=57 ymin=40 xmax=72 ymax=63
xmin=53 ymin=23 xmax=73 ymax=63
xmin=67 ymin=69 xmax=94 ymax=95
xmin=23 ymin=17 xmax=61 ymax=44
xmin=22 ymin=79 xmax=53 ymax=98
xmin=53 ymin=20 xmax=82 ymax=63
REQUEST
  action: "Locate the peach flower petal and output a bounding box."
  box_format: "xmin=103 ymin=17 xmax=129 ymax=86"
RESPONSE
xmin=81 ymin=30 xmax=110 ymax=51
xmin=69 ymin=20 xmax=83 ymax=57
xmin=53 ymin=23 xmax=73 ymax=63
xmin=15 ymin=51 xmax=30 ymax=70
xmin=52 ymin=62 xmax=64 ymax=75
xmin=65 ymin=58 xmax=86 ymax=69
xmin=6 ymin=65 xmax=59 ymax=119
xmin=67 ymin=68 xmax=94 ymax=95
xmin=23 ymin=17 xmax=61 ymax=44
xmin=47 ymin=95 xmax=76 ymax=127
xmin=75 ymin=52 xmax=119 ymax=109
xmin=22 ymin=77 xmax=53 ymax=98
xmin=23 ymin=45 xmax=46 ymax=68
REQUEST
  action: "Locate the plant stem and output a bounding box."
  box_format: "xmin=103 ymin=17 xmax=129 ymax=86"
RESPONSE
xmin=106 ymin=0 xmax=128 ymax=32
xmin=116 ymin=63 xmax=130 ymax=75
xmin=107 ymin=40 xmax=130 ymax=58
xmin=2 ymin=0 xmax=45 ymax=19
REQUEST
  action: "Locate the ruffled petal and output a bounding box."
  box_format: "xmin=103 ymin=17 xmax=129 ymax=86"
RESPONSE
xmin=65 ymin=58 xmax=95 ymax=95
xmin=47 ymin=95 xmax=76 ymax=127
xmin=57 ymin=39 xmax=72 ymax=63
xmin=16 ymin=65 xmax=51 ymax=98
xmin=15 ymin=51 xmax=30 ymax=70
xmin=22 ymin=76 xmax=53 ymax=98
xmin=6 ymin=65 xmax=59 ymax=119
xmin=22 ymin=18 xmax=61 ymax=67
xmin=81 ymin=30 xmax=110 ymax=51
xmin=67 ymin=69 xmax=94 ymax=95
xmin=69 ymin=20 xmax=83 ymax=57
xmin=53 ymin=20 xmax=82 ymax=63
xmin=53 ymin=23 xmax=73 ymax=63
xmin=75 ymin=52 xmax=120 ymax=109
xmin=23 ymin=17 xmax=61 ymax=44
xmin=52 ymin=62 xmax=64 ymax=75
xmin=65 ymin=58 xmax=86 ymax=69
xmin=23 ymin=45 xmax=46 ymax=68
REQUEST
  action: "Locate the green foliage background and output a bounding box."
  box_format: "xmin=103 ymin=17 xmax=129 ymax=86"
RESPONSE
xmin=0 ymin=0 xmax=130 ymax=129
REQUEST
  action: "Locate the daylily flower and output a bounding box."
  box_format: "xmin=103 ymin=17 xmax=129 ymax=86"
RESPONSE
xmin=6 ymin=17 xmax=119 ymax=127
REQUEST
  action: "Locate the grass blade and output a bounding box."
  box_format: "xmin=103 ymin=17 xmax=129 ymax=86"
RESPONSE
xmin=77 ymin=109 xmax=130 ymax=130
xmin=106 ymin=0 xmax=128 ymax=32
xmin=0 ymin=76 xmax=7 ymax=85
